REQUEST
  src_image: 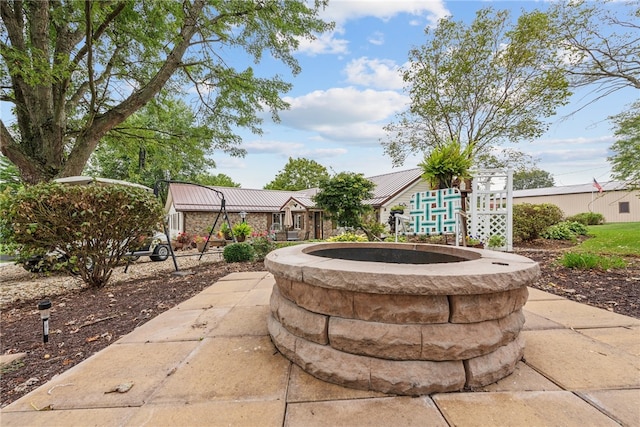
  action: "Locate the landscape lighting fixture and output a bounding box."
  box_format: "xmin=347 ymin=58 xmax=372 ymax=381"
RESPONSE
xmin=239 ymin=211 xmax=247 ymax=222
xmin=38 ymin=299 xmax=52 ymax=344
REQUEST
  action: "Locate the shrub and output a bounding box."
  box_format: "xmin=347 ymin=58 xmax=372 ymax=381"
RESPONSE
xmin=541 ymin=222 xmax=576 ymax=240
xmin=327 ymin=232 xmax=368 ymax=242
xmin=5 ymin=182 xmax=164 ymax=287
xmin=541 ymin=221 xmax=588 ymax=240
xmin=250 ymin=235 xmax=276 ymax=261
xmin=559 ymin=252 xmax=626 ymax=270
xmin=565 ymin=221 xmax=588 ymax=236
xmin=223 ymin=242 xmax=256 ymax=262
xmin=487 ymin=235 xmax=506 ymax=248
xmin=513 ymin=203 xmax=564 ymax=242
xmin=566 ymin=212 xmax=605 ymax=225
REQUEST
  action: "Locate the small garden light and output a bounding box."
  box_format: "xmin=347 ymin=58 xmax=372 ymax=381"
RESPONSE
xmin=239 ymin=210 xmax=247 ymax=222
xmin=38 ymin=299 xmax=51 ymax=343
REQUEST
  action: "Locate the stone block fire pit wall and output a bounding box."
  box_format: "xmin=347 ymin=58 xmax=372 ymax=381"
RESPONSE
xmin=264 ymin=242 xmax=540 ymax=396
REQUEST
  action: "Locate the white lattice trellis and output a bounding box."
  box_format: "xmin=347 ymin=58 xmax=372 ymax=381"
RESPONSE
xmin=468 ymin=169 xmax=513 ymax=251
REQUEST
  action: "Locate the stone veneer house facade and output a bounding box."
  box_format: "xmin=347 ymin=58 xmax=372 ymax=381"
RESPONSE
xmin=164 ymin=168 xmax=429 ymax=240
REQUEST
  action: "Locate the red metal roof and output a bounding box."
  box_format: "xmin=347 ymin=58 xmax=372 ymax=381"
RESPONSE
xmin=168 ymin=168 xmax=424 ymax=213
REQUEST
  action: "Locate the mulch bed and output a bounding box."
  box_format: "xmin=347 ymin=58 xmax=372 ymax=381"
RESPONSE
xmin=2 ymin=245 xmax=639 ymax=407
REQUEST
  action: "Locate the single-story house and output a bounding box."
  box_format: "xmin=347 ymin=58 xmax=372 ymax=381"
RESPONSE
xmin=513 ymin=181 xmax=639 ymax=223
xmin=165 ymin=168 xmax=429 ymax=240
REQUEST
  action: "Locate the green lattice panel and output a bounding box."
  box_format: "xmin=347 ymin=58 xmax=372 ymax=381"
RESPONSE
xmin=409 ymin=189 xmax=461 ymax=235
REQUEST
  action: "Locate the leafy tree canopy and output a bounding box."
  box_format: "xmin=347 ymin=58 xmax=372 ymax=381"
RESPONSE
xmin=313 ymin=172 xmax=375 ymax=229
xmin=0 ymin=0 xmax=332 ymax=184
xmin=382 ymin=7 xmax=570 ymax=166
xmin=85 ymin=95 xmax=219 ymax=187
xmin=609 ymin=102 xmax=640 ymax=189
xmin=264 ymin=157 xmax=329 ymax=190
xmin=0 ymin=155 xmax=22 ymax=193
xmin=548 ymin=1 xmax=639 ymax=100
xmin=197 ymin=173 xmax=241 ymax=188
xmin=513 ymin=168 xmax=555 ymax=190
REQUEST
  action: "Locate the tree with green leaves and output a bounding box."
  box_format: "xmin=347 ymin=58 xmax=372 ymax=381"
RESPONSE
xmin=382 ymin=7 xmax=570 ymax=166
xmin=609 ymin=102 xmax=640 ymax=189
xmin=86 ymin=96 xmax=218 ymax=188
xmin=513 ymin=168 xmax=555 ymax=190
xmin=313 ymin=172 xmax=375 ymax=229
xmin=0 ymin=155 xmax=22 ymax=193
xmin=548 ymin=1 xmax=639 ymax=99
xmin=0 ymin=1 xmax=331 ymax=184
xmin=197 ymin=173 xmax=241 ymax=188
xmin=264 ymin=157 xmax=329 ymax=190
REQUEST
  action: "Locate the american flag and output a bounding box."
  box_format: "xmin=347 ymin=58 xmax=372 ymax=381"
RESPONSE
xmin=592 ymin=178 xmax=603 ymax=193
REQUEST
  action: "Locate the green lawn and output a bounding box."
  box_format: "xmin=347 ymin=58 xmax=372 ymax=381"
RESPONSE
xmin=577 ymin=222 xmax=640 ymax=256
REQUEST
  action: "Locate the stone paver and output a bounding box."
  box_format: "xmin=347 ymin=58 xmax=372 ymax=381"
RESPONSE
xmin=1 ymin=407 xmax=138 ymax=427
xmin=210 ymin=305 xmax=270 ymax=336
xmin=578 ymin=389 xmax=640 ymax=427
xmin=433 ymin=391 xmax=621 ymax=427
xmin=2 ymin=272 xmax=637 ymax=427
xmin=524 ymin=299 xmax=640 ymax=329
xmin=148 ymin=336 xmax=289 ymax=404
xmin=523 ymin=329 xmax=640 ymax=390
xmin=522 ymin=309 xmax=564 ymax=330
xmin=117 ymin=306 xmax=230 ymax=343
xmin=577 ymin=326 xmax=640 ymax=356
xmin=526 ymin=287 xmax=565 ymax=301
xmin=127 ymin=400 xmax=286 ymax=427
xmin=3 ymin=341 xmax=199 ymax=411
xmin=478 ymin=362 xmax=562 ymax=392
xmin=285 ymin=396 xmax=449 ymax=427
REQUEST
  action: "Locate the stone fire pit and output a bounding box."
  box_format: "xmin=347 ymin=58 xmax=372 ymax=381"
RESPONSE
xmin=265 ymin=242 xmax=540 ymax=395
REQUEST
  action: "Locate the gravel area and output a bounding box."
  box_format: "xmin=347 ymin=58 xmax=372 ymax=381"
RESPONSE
xmin=0 ymin=249 xmax=223 ymax=309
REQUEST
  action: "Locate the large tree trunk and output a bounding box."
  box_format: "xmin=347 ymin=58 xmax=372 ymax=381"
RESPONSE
xmin=1 ymin=0 xmax=206 ymax=184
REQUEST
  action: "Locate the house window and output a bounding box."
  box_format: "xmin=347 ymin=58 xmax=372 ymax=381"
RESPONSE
xmin=294 ymin=214 xmax=303 ymax=230
xmin=272 ymin=213 xmax=283 ymax=228
xmin=619 ymin=201 xmax=630 ymax=214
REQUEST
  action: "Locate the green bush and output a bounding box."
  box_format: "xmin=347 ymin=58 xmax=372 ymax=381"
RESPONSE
xmin=327 ymin=232 xmax=368 ymax=242
xmin=565 ymin=221 xmax=588 ymax=236
xmin=541 ymin=221 xmax=588 ymax=241
xmin=223 ymin=242 xmax=256 ymax=262
xmin=513 ymin=203 xmax=564 ymax=242
xmin=559 ymin=252 xmax=626 ymax=270
xmin=566 ymin=212 xmax=605 ymax=225
xmin=5 ymin=182 xmax=164 ymax=287
xmin=541 ymin=222 xmax=577 ymax=240
xmin=250 ymin=235 xmax=276 ymax=261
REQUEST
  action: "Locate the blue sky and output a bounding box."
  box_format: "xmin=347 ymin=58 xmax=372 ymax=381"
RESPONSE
xmin=1 ymin=1 xmax=635 ymax=189
xmin=213 ymin=0 xmax=638 ymax=189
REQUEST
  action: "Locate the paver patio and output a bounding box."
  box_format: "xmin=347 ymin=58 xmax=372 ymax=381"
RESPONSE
xmin=1 ymin=271 xmax=638 ymax=426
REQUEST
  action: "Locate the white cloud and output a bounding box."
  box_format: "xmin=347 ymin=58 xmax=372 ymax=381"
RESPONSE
xmin=344 ymin=57 xmax=404 ymax=90
xmin=296 ymin=30 xmax=350 ymax=56
xmin=243 ymin=139 xmax=348 ymax=158
xmin=297 ymin=1 xmax=449 ymax=57
xmin=367 ymin=31 xmax=385 ymax=45
xmin=319 ymin=0 xmax=449 ymax=26
xmin=244 ymin=140 xmax=305 ymax=154
xmin=279 ymin=86 xmax=409 ymax=141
